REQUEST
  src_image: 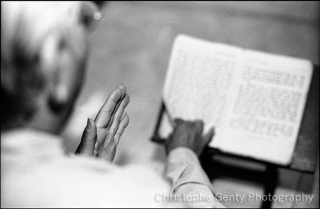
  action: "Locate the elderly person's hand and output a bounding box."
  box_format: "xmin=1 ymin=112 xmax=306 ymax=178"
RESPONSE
xmin=165 ymin=119 xmax=214 ymax=157
xmin=76 ymin=84 xmax=130 ymax=162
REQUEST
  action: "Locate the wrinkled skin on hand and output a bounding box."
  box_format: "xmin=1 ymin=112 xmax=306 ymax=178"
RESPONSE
xmin=165 ymin=119 xmax=214 ymax=157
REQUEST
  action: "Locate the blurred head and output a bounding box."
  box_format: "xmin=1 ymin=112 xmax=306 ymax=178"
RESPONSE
xmin=1 ymin=1 xmax=102 ymax=134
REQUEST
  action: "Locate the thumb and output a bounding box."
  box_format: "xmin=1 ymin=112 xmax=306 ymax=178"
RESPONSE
xmin=202 ymin=127 xmax=214 ymax=146
xmin=76 ymin=118 xmax=97 ymax=155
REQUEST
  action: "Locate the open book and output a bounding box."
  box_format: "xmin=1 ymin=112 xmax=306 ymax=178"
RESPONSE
xmin=159 ymin=34 xmax=313 ymax=165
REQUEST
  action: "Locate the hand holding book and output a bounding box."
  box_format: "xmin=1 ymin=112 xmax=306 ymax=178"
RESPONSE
xmin=165 ymin=119 xmax=214 ymax=157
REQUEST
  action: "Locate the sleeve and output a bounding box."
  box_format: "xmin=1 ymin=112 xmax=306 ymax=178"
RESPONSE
xmin=165 ymin=147 xmax=226 ymax=208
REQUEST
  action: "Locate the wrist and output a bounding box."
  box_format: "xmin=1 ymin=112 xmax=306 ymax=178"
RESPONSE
xmin=167 ymin=147 xmax=202 ymax=167
xmin=167 ymin=146 xmax=197 ymax=156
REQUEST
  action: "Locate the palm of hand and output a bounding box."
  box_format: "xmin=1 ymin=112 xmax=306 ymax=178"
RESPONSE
xmin=94 ymin=126 xmax=119 ymax=162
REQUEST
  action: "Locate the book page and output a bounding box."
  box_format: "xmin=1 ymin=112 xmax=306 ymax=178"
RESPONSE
xmin=162 ymin=34 xmax=242 ymax=147
xmin=218 ymin=50 xmax=313 ymax=165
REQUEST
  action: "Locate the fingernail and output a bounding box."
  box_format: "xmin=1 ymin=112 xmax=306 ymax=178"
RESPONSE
xmin=87 ymin=118 xmax=93 ymax=129
xmin=90 ymin=118 xmax=96 ymax=127
xmin=86 ymin=118 xmax=91 ymax=129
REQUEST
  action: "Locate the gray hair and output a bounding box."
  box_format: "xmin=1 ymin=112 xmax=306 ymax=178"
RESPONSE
xmin=1 ymin=1 xmax=83 ymax=131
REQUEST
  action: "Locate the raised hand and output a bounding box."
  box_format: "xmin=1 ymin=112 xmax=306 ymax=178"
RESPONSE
xmin=76 ymin=84 xmax=130 ymax=162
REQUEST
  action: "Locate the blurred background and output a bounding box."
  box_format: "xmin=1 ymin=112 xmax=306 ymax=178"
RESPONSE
xmin=62 ymin=1 xmax=319 ymax=208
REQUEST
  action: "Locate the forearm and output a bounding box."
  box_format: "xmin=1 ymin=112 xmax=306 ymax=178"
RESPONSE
xmin=165 ymin=147 xmax=225 ymax=208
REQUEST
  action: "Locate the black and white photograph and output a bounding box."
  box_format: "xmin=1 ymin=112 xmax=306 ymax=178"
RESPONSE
xmin=1 ymin=1 xmax=319 ymax=208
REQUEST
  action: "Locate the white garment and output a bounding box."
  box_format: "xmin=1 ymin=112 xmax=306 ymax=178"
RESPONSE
xmin=1 ymin=129 xmax=225 ymax=208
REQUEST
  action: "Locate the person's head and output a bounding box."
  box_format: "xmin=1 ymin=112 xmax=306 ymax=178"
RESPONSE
xmin=1 ymin=1 xmax=102 ymax=134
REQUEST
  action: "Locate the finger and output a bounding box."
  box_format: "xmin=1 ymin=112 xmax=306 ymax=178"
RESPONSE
xmin=104 ymin=85 xmax=127 ymax=130
xmin=76 ymin=118 xmax=97 ymax=155
xmin=174 ymin=118 xmax=184 ymax=125
xmin=109 ymin=94 xmax=130 ymax=134
xmin=114 ymin=113 xmax=129 ymax=145
xmin=202 ymin=127 xmax=214 ymax=146
xmin=118 ymin=84 xmax=126 ymax=98
xmin=194 ymin=120 xmax=204 ymax=134
xmin=106 ymin=85 xmax=129 ymax=129
xmin=95 ymin=85 xmax=126 ymax=128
